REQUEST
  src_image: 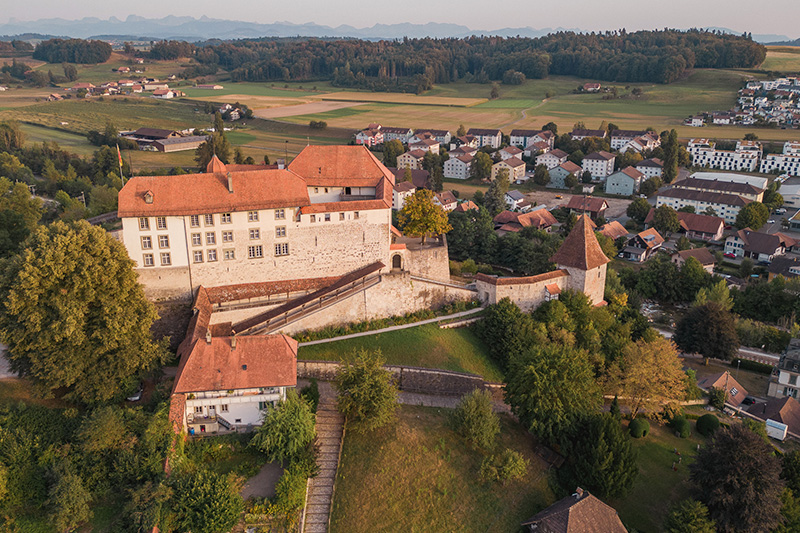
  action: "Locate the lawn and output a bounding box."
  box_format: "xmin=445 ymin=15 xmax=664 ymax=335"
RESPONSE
xmin=330 ymin=405 xmax=554 ymax=533
xmin=319 ymin=91 xmax=486 ymax=107
xmin=297 ymin=324 xmax=503 ymax=382
xmin=19 ymin=123 xmax=97 ymax=155
xmin=611 ymin=420 xmax=708 ymax=532
xmin=0 ymin=378 xmax=71 ymax=409
xmin=183 ymin=82 xmax=324 ymax=98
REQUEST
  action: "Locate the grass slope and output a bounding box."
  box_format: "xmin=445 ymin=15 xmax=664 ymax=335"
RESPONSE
xmin=330 ymin=405 xmax=554 ymax=533
xmin=297 ymin=324 xmax=503 ymax=382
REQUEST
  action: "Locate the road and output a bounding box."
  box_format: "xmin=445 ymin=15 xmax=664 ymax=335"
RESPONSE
xmin=656 ymin=328 xmax=779 ymax=364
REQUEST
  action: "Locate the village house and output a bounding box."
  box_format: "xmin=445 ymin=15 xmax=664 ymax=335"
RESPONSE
xmin=454 ymin=200 xmax=479 ymax=213
xmin=597 ymin=220 xmax=629 ymax=241
xmin=610 ymin=130 xmax=649 ymax=150
xmin=505 ymin=190 xmax=527 ymax=210
xmin=418 ymin=129 xmax=452 ymax=145
xmin=671 ymin=176 xmax=764 ymax=202
xmin=389 ymin=168 xmax=430 ymax=190
xmin=582 ymin=151 xmax=616 ymax=179
xmin=698 ymin=372 xmax=748 ymax=408
xmin=434 ymin=191 xmax=457 ymax=211
xmin=491 ymin=157 xmax=526 ymax=181
xmin=393 ymin=181 xmax=416 ymax=210
xmin=355 ymin=127 xmax=384 ymax=147
xmin=583 ymin=82 xmax=602 ymax=93
xmin=548 ymin=161 xmax=583 ymax=189
xmin=510 ymin=129 xmax=548 ymax=148
xmin=570 ymin=129 xmax=607 ymax=141
xmin=635 ymin=158 xmax=664 ymax=178
xmin=671 ymin=248 xmax=716 ymax=273
xmin=757 ymin=397 xmax=800 ymax=441
xmin=564 ymin=196 xmax=609 ymax=219
xmin=443 ymin=154 xmax=473 ymax=180
xmin=684 ymin=115 xmax=705 ymax=127
xmin=724 ymin=229 xmax=796 ymax=262
xmin=143 ymin=82 xmax=169 ymax=91
xmin=380 ymin=126 xmax=414 ymax=144
xmin=492 ymin=208 xmax=558 ymax=235
xmin=523 ymin=140 xmax=552 ymax=159
xmin=521 ymin=488 xmax=627 ymax=533
xmin=620 ymin=228 xmax=664 ymax=262
xmin=498 ymin=145 xmax=524 ymax=161
xmin=770 ymin=339 xmax=800 ymax=400
xmin=605 ymin=166 xmax=645 ymax=196
xmin=619 ymin=133 xmax=661 ymax=154
xmin=409 ymin=138 xmax=440 ymax=154
xmin=467 ymin=128 xmax=503 ymax=149
xmin=536 ymin=149 xmax=569 ymax=170
xmin=644 ymin=209 xmax=725 ymax=242
xmin=450 ymin=135 xmax=479 ymax=150
xmin=450 ymin=145 xmax=478 ymax=158
xmin=768 ymin=256 xmax=800 ymax=281
xmin=656 ymin=189 xmax=750 ymax=224
xmin=397 ymin=149 xmax=426 ymax=170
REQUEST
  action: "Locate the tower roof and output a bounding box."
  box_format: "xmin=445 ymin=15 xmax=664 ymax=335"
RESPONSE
xmin=206 ymin=154 xmax=226 ymax=173
xmin=550 ymin=214 xmax=611 ymax=270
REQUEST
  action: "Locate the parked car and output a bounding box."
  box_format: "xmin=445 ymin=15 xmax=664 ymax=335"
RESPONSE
xmin=555 ymin=195 xmax=563 ymax=199
xmin=768 ymin=219 xmax=776 ymax=224
xmin=126 ymin=383 xmax=143 ymax=402
xmin=723 ymin=252 xmax=736 ymax=258
xmin=742 ymin=396 xmax=757 ymax=405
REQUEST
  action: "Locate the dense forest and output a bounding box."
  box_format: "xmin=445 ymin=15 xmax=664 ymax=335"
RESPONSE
xmin=178 ymin=29 xmax=766 ymax=90
xmin=33 ymin=38 xmax=112 ymax=64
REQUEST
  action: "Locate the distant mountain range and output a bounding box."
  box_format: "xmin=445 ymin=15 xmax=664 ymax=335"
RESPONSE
xmin=0 ymin=16 xmax=794 ymax=44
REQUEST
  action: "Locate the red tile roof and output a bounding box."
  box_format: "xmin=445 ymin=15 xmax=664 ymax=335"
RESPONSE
xmin=598 ymin=220 xmax=629 ymax=240
xmin=560 ymin=161 xmax=582 ymax=174
xmin=619 ymin=166 xmax=644 ymax=180
xmin=288 ymin=145 xmax=395 ymax=187
xmin=758 ymin=397 xmax=800 ymax=435
xmin=454 ymin=200 xmax=479 ymax=212
xmin=674 ymin=247 xmax=716 ymax=266
xmin=550 ymin=215 xmax=611 ymax=270
xmin=475 ymin=269 xmax=568 ymax=286
xmin=522 ymin=489 xmax=627 ymax=532
xmin=636 ymin=227 xmax=665 ymax=249
xmin=697 ymin=371 xmax=748 ymax=407
xmin=564 ymin=196 xmax=609 ymax=214
xmin=644 ymin=209 xmax=724 ymax=236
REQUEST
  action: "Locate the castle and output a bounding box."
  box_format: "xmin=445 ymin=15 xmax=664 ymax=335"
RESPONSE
xmin=117 ymin=145 xmax=608 ymax=339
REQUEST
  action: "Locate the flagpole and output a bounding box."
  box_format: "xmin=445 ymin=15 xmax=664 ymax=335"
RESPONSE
xmin=116 ymin=143 xmax=125 ymax=185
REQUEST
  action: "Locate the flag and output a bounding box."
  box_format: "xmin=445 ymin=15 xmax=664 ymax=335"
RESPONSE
xmin=116 ymin=144 xmax=123 ymax=168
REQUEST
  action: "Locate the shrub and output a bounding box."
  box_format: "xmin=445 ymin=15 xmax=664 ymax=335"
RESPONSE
xmin=696 ymin=414 xmax=720 ymax=436
xmin=629 ymin=418 xmax=650 ymax=438
xmin=709 ymin=387 xmax=727 ymax=410
xmin=479 ymin=449 xmax=528 ymax=484
xmin=672 ymin=416 xmax=691 ymax=438
xmin=452 ymin=389 xmax=500 ymax=450
xmin=731 ymin=358 xmax=774 ymax=375
xmin=300 ymin=379 xmax=320 ymax=412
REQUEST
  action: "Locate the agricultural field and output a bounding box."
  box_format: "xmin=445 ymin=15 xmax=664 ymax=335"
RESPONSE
xmin=29 ymin=52 xmax=188 ymax=85
xmin=330 ymin=405 xmax=554 ymax=533
xmin=760 ymin=46 xmax=800 ymax=73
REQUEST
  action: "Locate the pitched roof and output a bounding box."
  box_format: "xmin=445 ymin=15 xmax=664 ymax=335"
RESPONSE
xmin=571 ymin=129 xmax=606 ymax=138
xmin=697 ymin=371 xmax=748 ymax=407
xmin=467 ymin=128 xmax=502 ymax=136
xmin=758 ymin=397 xmax=800 ymax=434
xmin=501 ymin=146 xmax=523 ymax=155
xmin=475 ymin=269 xmax=568 ymax=286
xmin=636 ymin=157 xmax=664 ymax=168
xmin=403 ymin=149 xmax=427 ymax=159
xmin=454 ymin=200 xmax=479 ymax=212
xmin=560 ymin=161 xmax=582 ymax=174
xmin=733 ymin=229 xmax=797 ymax=256
xmin=674 ymin=177 xmax=764 ymax=195
xmin=644 ymin=209 xmax=724 ymax=236
xmin=658 ymin=188 xmax=751 ymax=207
xmin=394 ymin=181 xmax=416 ymax=193
xmin=768 ymin=255 xmax=800 ymax=278
xmin=132 ymin=127 xmax=176 ymax=138
xmin=544 ymin=149 xmax=569 ymax=159
xmin=584 ymin=150 xmax=616 ymax=161
xmin=636 ymin=227 xmax=665 ymax=249
xmin=389 ymin=167 xmax=430 ymax=190
xmin=674 ymin=247 xmax=716 ymax=266
xmin=551 ymin=215 xmax=611 ymax=270
xmin=521 ymin=489 xmax=627 ymax=533
xmin=510 ymin=129 xmax=542 ymax=137
xmin=436 ymin=191 xmax=457 ymax=205
xmin=598 ymin=220 xmax=629 ymax=240
xmin=506 ymin=190 xmax=525 ymax=201
xmin=564 ymin=196 xmax=609 ymax=213
xmin=498 ymin=157 xmax=525 ymax=168
xmin=493 ymin=209 xmax=557 ymax=229
xmin=619 ymin=166 xmax=645 ymax=179
xmin=611 ymin=129 xmax=648 ymax=139
xmin=289 ymin=145 xmax=395 ymax=187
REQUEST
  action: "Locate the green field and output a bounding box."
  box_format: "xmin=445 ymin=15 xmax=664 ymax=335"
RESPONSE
xmin=761 ymin=46 xmax=800 ymax=73
xmin=331 ymin=405 xmax=554 ymax=533
xmin=297 ymin=324 xmax=503 ymax=382
xmin=183 ymin=82 xmax=325 ymax=99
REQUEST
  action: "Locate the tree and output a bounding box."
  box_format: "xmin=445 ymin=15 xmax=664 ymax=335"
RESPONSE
xmin=0 ymin=221 xmax=167 ymax=403
xmin=456 ymin=124 xmax=467 ymax=137
xmin=47 ymin=461 xmax=93 ymax=531
xmin=484 ymin=169 xmax=510 ymax=215
xmin=0 ymin=120 xmax=25 ymax=152
xmin=168 ymin=470 xmax=243 ymax=533
xmin=474 ymin=298 xmax=535 ymax=367
xmin=739 ymin=257 xmax=754 ymax=278
xmin=702 ymin=206 xmax=717 ymax=217
xmin=490 ymin=82 xmax=500 ymax=99
xmin=662 ymin=129 xmax=679 ymax=183
xmin=690 ymin=425 xmax=783 ymax=533
xmin=251 ymin=390 xmax=316 ymax=463
xmin=63 ymin=62 xmax=78 ymax=81
xmin=469 ymin=152 xmax=493 ymax=180
xmin=480 ymin=449 xmax=528 ymax=484
xmin=382 ymin=139 xmax=404 ymax=168
xmin=674 ymin=302 xmax=739 ymax=361
xmin=532 ymin=164 xmax=550 ymax=186
xmin=744 ymin=132 xmax=759 ymax=141
xmin=564 ymin=173 xmax=578 ymax=189
xmin=764 ymin=184 xmax=784 ymax=211
xmin=677 ymin=205 xmax=696 ymax=213
xmin=693 ymin=279 xmax=733 ymax=311
xmin=783 ymin=450 xmax=800 ymax=494
xmin=195 ymin=131 xmax=232 ymax=167
xmin=581 ymin=170 xmax=593 ymax=184
xmin=676 ymin=236 xmax=691 ymax=251
xmin=335 ymin=349 xmax=398 ymax=431
xmin=402 ymin=167 xmax=413 ymax=183
xmin=542 ymin=122 xmax=558 ymax=135
xmin=557 ymin=414 xmax=638 ymax=499
xmin=664 ymin=500 xmax=716 ymax=533
xmin=652 ymin=204 xmax=680 ymax=235
xmin=639 ymin=176 xmax=663 ymax=197
xmin=735 ymin=201 xmax=769 ymax=230
xmin=505 ymin=345 xmax=601 ymax=445
xmin=452 ymin=389 xmax=500 ymax=450
xmin=626 ymin=197 xmax=651 ymax=223
xmin=398 ymin=189 xmax=452 ymax=244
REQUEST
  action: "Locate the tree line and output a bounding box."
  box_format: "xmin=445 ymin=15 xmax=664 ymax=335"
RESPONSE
xmin=33 ymin=38 xmax=112 ymax=64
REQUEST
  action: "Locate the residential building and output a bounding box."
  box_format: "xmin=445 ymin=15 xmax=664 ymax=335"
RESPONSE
xmin=644 ymin=209 xmax=725 ymax=241
xmin=491 ymin=157 xmax=526 ymax=181
xmin=689 ymin=171 xmax=769 ymax=191
xmin=409 ymin=138 xmax=439 ymax=154
xmin=620 ymin=228 xmax=664 ymax=262
xmin=397 ymin=149 xmax=426 ymax=170
xmin=760 ymin=141 xmax=800 ymax=176
xmin=449 ymin=145 xmax=478 ymax=158
xmin=755 ymin=397 xmax=800 ymax=440
xmin=355 ymin=127 xmax=383 ymax=147
xmin=444 ymin=154 xmax=473 ymax=180
xmin=610 ymin=130 xmax=648 ymax=150
xmin=635 ymin=158 xmax=664 ymax=178
xmin=672 ymin=177 xmax=764 ymax=202
xmin=583 ymin=82 xmax=602 ymax=92
xmin=698 ymin=371 xmax=748 ymax=408
xmin=393 ymin=181 xmax=416 ymax=210
xmin=671 ymin=248 xmax=716 ymax=272
xmin=548 ymin=161 xmax=582 ymax=189
xmin=389 ymin=168 xmax=430 ymax=190
xmin=505 ymin=190 xmax=526 ymax=210
xmin=521 ymin=488 xmax=627 ymax=533
xmin=582 ymin=151 xmax=616 ymax=179
xmin=656 ymin=189 xmax=750 ymax=224
xmin=688 ymin=139 xmax=760 ymax=172
xmin=570 ymin=129 xmax=606 ymax=140
xmin=724 ymin=229 xmax=796 ymax=262
xmin=510 ymin=129 xmax=553 ymax=148
xmin=564 ymin=196 xmax=609 ymax=219
xmin=523 ymin=140 xmax=552 ymax=159
xmin=605 ymin=167 xmax=645 ymax=196
xmin=454 ymin=200 xmax=479 ymax=213
xmin=153 ymin=136 xmax=209 ymax=153
xmin=619 ymin=133 xmax=661 ymax=154
xmin=434 ymin=191 xmax=457 ymax=211
xmin=685 ymin=115 xmax=704 ymax=127
xmin=493 ymin=208 xmax=557 ymax=234
xmin=767 ymin=256 xmax=800 ymax=280
xmin=450 ymin=135 xmax=479 ymax=150
xmin=419 ymin=129 xmax=451 ymax=145
xmin=536 ymin=149 xmax=569 ymax=170
xmin=467 ymin=128 xmax=502 ymax=149
xmin=498 ymin=146 xmax=524 ymax=161
xmin=597 ymin=220 xmax=629 ymax=241
xmin=380 ymin=126 xmax=414 ymax=143
xmin=769 ymin=340 xmax=800 ymax=399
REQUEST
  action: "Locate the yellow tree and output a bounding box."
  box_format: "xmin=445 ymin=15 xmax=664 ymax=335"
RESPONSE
xmin=606 ymin=336 xmax=687 ymax=419
xmin=398 ymin=189 xmax=452 ymax=244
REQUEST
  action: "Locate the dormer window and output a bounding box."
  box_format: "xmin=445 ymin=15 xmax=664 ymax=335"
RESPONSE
xmin=144 ymin=191 xmax=154 ymax=204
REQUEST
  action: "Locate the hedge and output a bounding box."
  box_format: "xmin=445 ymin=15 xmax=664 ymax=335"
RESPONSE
xmin=629 ymin=418 xmax=650 ymax=438
xmin=672 ymin=416 xmax=691 ymax=438
xmin=731 ymin=358 xmax=774 ymax=375
xmin=696 ymin=414 xmax=720 ymax=436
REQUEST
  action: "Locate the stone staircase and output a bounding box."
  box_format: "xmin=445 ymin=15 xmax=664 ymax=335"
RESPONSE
xmin=303 ymin=394 xmax=344 ymax=533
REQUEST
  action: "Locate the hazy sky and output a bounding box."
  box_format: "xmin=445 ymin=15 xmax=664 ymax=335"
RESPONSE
xmin=5 ymin=0 xmax=800 ymax=38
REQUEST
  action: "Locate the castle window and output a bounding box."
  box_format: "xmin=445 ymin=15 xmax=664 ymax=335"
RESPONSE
xmin=221 ymin=213 xmax=232 ymax=224
xmin=354 ymin=212 xmax=360 ymax=219
xmin=223 ymin=249 xmax=235 ymax=261
xmin=275 ymin=243 xmax=289 ymax=256
xmin=204 ymin=214 xmax=214 ymax=226
xmin=247 ymin=211 xmax=259 ymax=222
xmin=276 ymin=226 xmax=286 ymax=238
xmin=248 ymin=245 xmax=263 ymax=259
xmin=206 ymin=232 xmax=216 ymax=245
xmin=339 ymin=213 xmax=345 ymax=221
xmin=143 ymin=254 xmax=154 ymax=267
xmin=249 ymin=229 xmax=260 ymax=240
xmin=222 ymin=231 xmax=233 ymax=243
xmin=156 ymin=216 xmax=167 ymax=230
xmin=274 ymin=209 xmax=286 ymax=220
xmin=193 ymin=250 xmax=203 ymax=263
xmin=139 ymin=217 xmax=149 ymax=230
xmin=207 ymin=249 xmax=218 ymax=262
xmin=160 ymin=252 xmax=171 ymax=266
xmin=310 ymin=215 xmax=316 ymax=223
xmin=190 ymin=215 xmax=200 ymax=227
xmin=158 ymin=235 xmax=170 ymax=248
xmin=141 ymin=236 xmax=152 ymax=250
xmin=191 ymin=233 xmax=201 ymax=246
xmin=324 ymin=214 xmax=331 ymax=222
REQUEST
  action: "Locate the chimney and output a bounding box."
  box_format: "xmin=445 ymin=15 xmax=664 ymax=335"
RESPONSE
xmin=205 ymin=329 xmax=212 ymax=344
xmin=227 ymin=172 xmax=233 ymax=193
xmin=277 ymin=158 xmax=285 ymax=169
xmin=230 ymin=335 xmax=237 ymax=349
xmin=573 ymin=487 xmax=584 ymax=500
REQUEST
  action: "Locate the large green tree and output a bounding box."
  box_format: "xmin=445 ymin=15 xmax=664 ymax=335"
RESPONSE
xmin=0 ymin=120 xmax=25 ymax=152
xmin=453 ymin=389 xmax=500 ymax=450
xmin=735 ymin=201 xmax=770 ymax=230
xmin=662 ymin=129 xmax=679 ymax=183
xmin=664 ymin=499 xmax=716 ymax=533
xmin=335 ymin=349 xmax=398 ymax=431
xmin=505 ymin=345 xmax=601 ymax=445
xmin=626 ymin=197 xmax=651 ymax=223
xmin=195 ymin=131 xmax=233 ymax=167
xmin=167 ymin=470 xmax=243 ymax=533
xmin=532 ymin=164 xmax=550 ymax=186
xmin=674 ymin=302 xmax=740 ymax=361
xmin=382 ymin=139 xmax=404 ymax=168
xmin=398 ymin=189 xmax=452 ymax=244
xmin=484 ymin=169 xmax=510 ymax=215
xmin=250 ymin=390 xmax=316 ymax=463
xmin=474 ymin=298 xmax=535 ymax=369
xmin=0 ymin=221 xmax=168 ymax=403
xmin=469 ymin=152 xmax=493 ymax=180
xmin=652 ymin=204 xmax=680 ymax=235
xmin=47 ymin=461 xmax=93 ymax=531
xmin=690 ymin=424 xmax=784 ymax=533
xmin=557 ymin=414 xmax=638 ymax=499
